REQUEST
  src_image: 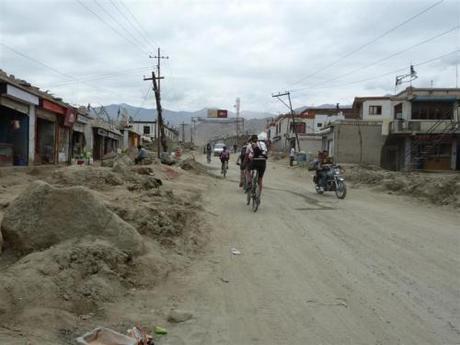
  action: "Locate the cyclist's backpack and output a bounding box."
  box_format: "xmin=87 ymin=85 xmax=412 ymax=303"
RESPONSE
xmin=221 ymin=151 xmax=229 ymax=160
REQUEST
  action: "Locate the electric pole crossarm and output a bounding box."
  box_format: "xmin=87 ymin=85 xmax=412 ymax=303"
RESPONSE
xmin=272 ymin=91 xmax=300 ymax=151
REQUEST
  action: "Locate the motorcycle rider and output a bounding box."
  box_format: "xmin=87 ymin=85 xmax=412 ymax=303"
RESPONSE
xmin=316 ymin=150 xmax=333 ymax=192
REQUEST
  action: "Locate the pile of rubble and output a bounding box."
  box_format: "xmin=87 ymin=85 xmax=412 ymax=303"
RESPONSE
xmin=0 ymin=156 xmax=207 ymax=343
xmin=346 ymin=165 xmax=460 ymax=208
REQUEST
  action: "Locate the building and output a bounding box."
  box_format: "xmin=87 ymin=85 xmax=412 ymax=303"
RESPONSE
xmin=322 ymin=88 xmax=460 ymax=171
xmin=383 ymin=87 xmax=460 ymax=171
xmin=132 ymin=120 xmax=156 ymax=140
xmin=91 ymin=119 xmax=122 ymax=160
xmin=0 ymin=70 xmax=76 ymax=166
xmin=267 ymin=106 xmax=354 ymax=154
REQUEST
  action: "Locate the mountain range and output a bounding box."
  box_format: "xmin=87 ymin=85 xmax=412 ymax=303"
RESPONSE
xmin=97 ymin=103 xmax=274 ymax=126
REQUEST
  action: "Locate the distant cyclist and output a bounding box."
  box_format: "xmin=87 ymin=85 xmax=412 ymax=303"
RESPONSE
xmin=246 ymin=134 xmax=268 ymax=193
xmin=219 ymin=145 xmax=230 ymax=174
xmin=206 ymin=142 xmax=212 ymax=163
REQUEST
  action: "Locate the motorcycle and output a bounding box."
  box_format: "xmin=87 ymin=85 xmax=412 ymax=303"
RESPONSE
xmin=313 ymin=164 xmax=347 ymax=199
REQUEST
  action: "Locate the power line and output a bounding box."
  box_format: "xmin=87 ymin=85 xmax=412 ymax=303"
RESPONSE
xmin=118 ymin=0 xmax=158 ymax=48
xmin=0 ymin=42 xmax=75 ymax=81
xmin=92 ymin=0 xmax=149 ymax=53
xmin=1 ymin=43 xmax=144 ymax=105
xmin=291 ymin=49 xmax=460 ymax=94
xmin=49 ymin=66 xmax=151 ymax=87
xmin=108 ymin=0 xmax=154 ymax=50
xmin=75 ymin=0 xmax=147 ymax=55
xmin=291 ymin=25 xmax=459 ymax=92
xmin=289 ymin=0 xmax=445 ymax=86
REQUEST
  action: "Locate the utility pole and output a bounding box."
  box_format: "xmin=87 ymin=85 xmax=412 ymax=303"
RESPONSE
xmin=146 ymin=48 xmax=169 ymax=158
xmin=272 ymin=91 xmax=300 ymax=151
xmin=181 ymin=122 xmax=186 ymax=143
xmin=234 ymin=97 xmax=240 ymax=145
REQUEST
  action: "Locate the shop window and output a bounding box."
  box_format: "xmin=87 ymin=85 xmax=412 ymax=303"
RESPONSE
xmin=143 ymin=126 xmax=150 ymax=135
xmin=369 ymin=105 xmax=382 ymax=115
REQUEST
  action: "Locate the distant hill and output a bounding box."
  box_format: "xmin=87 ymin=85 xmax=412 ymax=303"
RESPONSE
xmin=97 ymin=103 xmax=274 ymax=126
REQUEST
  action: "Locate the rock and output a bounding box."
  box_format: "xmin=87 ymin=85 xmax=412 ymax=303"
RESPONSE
xmin=104 ymin=173 xmax=124 ymax=186
xmin=132 ymin=166 xmax=154 ymax=175
xmin=167 ymin=309 xmax=193 ymax=323
xmin=1 ymin=181 xmax=144 ymax=256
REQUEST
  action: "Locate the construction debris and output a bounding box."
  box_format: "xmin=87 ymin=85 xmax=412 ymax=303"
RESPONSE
xmin=1 ymin=181 xmax=144 ymax=255
xmin=346 ymin=165 xmax=460 ymax=208
xmin=76 ymin=327 xmax=137 ymax=345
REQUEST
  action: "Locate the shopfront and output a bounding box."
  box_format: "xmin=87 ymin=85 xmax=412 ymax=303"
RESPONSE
xmin=93 ymin=127 xmax=121 ymax=160
xmin=35 ymin=107 xmax=57 ymax=164
xmin=36 ymin=99 xmax=73 ymax=164
xmin=0 ymin=83 xmax=39 ymax=166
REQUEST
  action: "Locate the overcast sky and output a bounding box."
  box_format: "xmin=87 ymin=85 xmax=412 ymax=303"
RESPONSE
xmin=1 ymin=0 xmax=459 ymax=117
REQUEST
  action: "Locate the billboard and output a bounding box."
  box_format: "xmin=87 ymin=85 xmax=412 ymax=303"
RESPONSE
xmin=208 ymin=109 xmax=228 ymax=118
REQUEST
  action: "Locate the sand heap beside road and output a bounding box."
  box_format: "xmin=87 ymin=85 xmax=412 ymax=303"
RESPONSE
xmin=346 ymin=165 xmax=460 ymax=207
xmin=0 ymin=162 xmax=207 ymax=343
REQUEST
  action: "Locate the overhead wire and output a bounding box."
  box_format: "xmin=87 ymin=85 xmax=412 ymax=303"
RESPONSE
xmin=108 ymin=0 xmax=155 ymax=50
xmin=289 ymin=0 xmax=446 ymax=87
xmin=290 ymin=25 xmax=460 ymax=93
xmin=1 ymin=43 xmax=146 ymax=106
xmin=75 ymin=0 xmax=148 ymax=55
xmin=92 ymin=0 xmax=149 ymax=53
xmin=118 ymin=0 xmax=159 ymax=48
xmin=290 ymin=49 xmax=460 ymax=94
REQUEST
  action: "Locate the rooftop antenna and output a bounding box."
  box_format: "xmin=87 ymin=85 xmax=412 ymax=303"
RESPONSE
xmin=395 ymin=65 xmax=418 ymax=93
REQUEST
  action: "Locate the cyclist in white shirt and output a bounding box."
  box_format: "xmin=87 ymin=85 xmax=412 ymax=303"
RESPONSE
xmin=246 ymin=134 xmax=268 ymax=193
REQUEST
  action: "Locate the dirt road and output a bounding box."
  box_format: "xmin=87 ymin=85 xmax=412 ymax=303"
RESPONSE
xmin=157 ymin=156 xmax=460 ymax=345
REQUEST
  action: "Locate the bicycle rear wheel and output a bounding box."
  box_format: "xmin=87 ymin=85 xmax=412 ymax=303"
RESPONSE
xmin=251 ymin=172 xmax=260 ymax=212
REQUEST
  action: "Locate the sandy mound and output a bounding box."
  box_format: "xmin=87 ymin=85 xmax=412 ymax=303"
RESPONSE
xmin=346 ymin=165 xmax=460 ymax=207
xmin=179 ymin=158 xmax=209 ymax=174
xmin=1 ymin=181 xmax=144 ymax=255
xmin=50 ymin=166 xmax=124 ymax=190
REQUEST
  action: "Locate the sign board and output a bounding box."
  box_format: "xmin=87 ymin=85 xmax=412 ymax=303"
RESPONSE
xmin=64 ymin=108 xmax=76 ymax=127
xmin=6 ymin=84 xmax=39 ymax=105
xmin=207 ymin=109 xmax=228 ymax=118
xmin=42 ymin=99 xmax=66 ymax=115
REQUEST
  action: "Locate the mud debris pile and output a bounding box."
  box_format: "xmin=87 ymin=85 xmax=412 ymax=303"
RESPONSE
xmin=346 ymin=165 xmax=460 ymax=208
xmin=0 ymin=161 xmax=207 ymax=344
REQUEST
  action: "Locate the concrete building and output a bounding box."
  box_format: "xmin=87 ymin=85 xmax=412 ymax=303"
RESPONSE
xmin=383 ymin=87 xmax=460 ymax=171
xmin=0 ymin=70 xmax=77 ymax=166
xmin=322 ymin=120 xmax=387 ymax=166
xmin=322 ymin=88 xmax=460 ymax=171
xmin=132 ymin=120 xmax=156 ymax=140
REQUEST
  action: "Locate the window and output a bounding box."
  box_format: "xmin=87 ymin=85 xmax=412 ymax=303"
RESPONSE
xmin=369 ymin=105 xmax=382 ymax=115
xmin=317 ymin=123 xmax=322 ymax=128
xmin=143 ymin=125 xmax=150 ymax=135
xmin=412 ymin=102 xmax=453 ymax=120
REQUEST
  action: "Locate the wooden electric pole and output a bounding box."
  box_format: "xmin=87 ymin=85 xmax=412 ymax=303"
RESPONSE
xmin=272 ymin=91 xmax=300 ymax=151
xmin=145 ymin=48 xmax=169 ymax=158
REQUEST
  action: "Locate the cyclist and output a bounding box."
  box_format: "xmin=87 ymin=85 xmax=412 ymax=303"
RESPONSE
xmin=237 ymin=140 xmax=250 ymax=188
xmin=246 ymin=134 xmax=268 ymax=193
xmin=219 ymin=145 xmax=230 ymax=174
xmin=206 ymin=142 xmax=212 ymax=163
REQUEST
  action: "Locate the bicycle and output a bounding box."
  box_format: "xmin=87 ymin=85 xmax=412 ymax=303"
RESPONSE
xmin=246 ymin=169 xmax=261 ymax=212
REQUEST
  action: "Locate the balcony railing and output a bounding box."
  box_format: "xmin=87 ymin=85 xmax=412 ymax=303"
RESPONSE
xmin=390 ymin=120 xmax=459 ymax=134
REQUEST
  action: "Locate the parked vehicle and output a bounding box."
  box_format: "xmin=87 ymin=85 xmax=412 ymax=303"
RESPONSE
xmin=213 ymin=143 xmax=225 ymax=156
xmin=313 ymin=165 xmax=347 ymax=199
